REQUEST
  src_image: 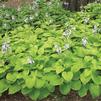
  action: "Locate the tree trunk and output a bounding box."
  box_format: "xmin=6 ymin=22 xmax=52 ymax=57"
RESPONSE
xmin=63 ymin=0 xmax=96 ymax=11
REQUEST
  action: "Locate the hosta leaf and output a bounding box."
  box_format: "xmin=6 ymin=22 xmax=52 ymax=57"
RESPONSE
xmin=71 ymin=80 xmax=81 ymax=90
xmin=89 ymin=83 xmax=101 ymax=98
xmin=29 ymin=89 xmax=40 ymax=101
xmin=38 ymin=47 xmax=44 ymax=55
xmin=9 ymin=84 xmax=21 ymax=94
xmin=59 ymin=83 xmax=71 ymax=95
xmin=21 ymin=87 xmax=32 ymax=95
xmin=92 ymin=72 xmax=101 ymax=85
xmin=80 ymin=69 xmax=91 ymax=84
xmin=55 ymin=66 xmax=64 ymax=74
xmin=71 ymin=60 xmax=84 ymax=73
xmin=62 ymin=71 xmax=73 ymax=82
xmin=78 ymin=85 xmax=88 ymax=97
xmin=6 ymin=72 xmax=17 ymax=83
xmin=0 ymin=79 xmax=9 ymax=94
xmin=44 ymin=72 xmax=63 ymax=86
xmin=46 ymin=83 xmax=55 ymax=92
xmin=35 ymin=28 xmax=44 ymax=34
xmin=35 ymin=78 xmax=45 ymax=89
xmin=25 ymin=77 xmax=36 ymax=89
xmin=39 ymin=88 xmax=50 ymax=100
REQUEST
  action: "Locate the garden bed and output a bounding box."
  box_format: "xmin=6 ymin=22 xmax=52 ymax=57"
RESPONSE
xmin=0 ymin=92 xmax=101 ymax=101
xmin=0 ymin=1 xmax=101 ymax=101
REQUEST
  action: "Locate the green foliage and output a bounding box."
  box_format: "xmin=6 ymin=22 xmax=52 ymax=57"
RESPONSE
xmin=0 ymin=1 xmax=101 ymax=100
xmin=59 ymin=82 xmax=71 ymax=95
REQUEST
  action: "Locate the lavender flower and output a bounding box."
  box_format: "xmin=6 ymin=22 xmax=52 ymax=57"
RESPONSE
xmin=54 ymin=45 xmax=62 ymax=54
xmin=3 ymin=23 xmax=7 ymax=28
xmin=17 ymin=7 xmax=21 ymax=11
xmin=28 ymin=58 xmax=35 ymax=64
xmin=6 ymin=14 xmax=9 ymax=17
xmin=32 ymin=1 xmax=38 ymax=10
xmin=64 ymin=44 xmax=70 ymax=50
xmin=63 ymin=30 xmax=71 ymax=38
xmin=2 ymin=4 xmax=5 ymax=8
xmin=93 ymin=25 xmax=98 ymax=34
xmin=29 ymin=16 xmax=33 ymax=20
xmin=82 ymin=37 xmax=87 ymax=47
xmin=47 ymin=1 xmax=52 ymax=6
xmin=84 ymin=17 xmax=89 ymax=24
xmin=12 ymin=15 xmax=15 ymax=20
xmin=70 ymin=25 xmax=76 ymax=30
xmin=1 ymin=42 xmax=10 ymax=54
xmin=45 ymin=13 xmax=49 ymax=17
xmin=24 ymin=18 xmax=28 ymax=23
xmin=35 ymin=13 xmax=38 ymax=17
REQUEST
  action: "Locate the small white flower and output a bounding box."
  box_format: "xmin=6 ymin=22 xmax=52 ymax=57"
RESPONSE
xmin=84 ymin=17 xmax=89 ymax=24
xmin=70 ymin=25 xmax=76 ymax=30
xmin=6 ymin=14 xmax=9 ymax=17
xmin=47 ymin=1 xmax=52 ymax=6
xmin=54 ymin=45 xmax=62 ymax=54
xmin=24 ymin=18 xmax=28 ymax=23
xmin=54 ymin=45 xmax=59 ymax=49
xmin=17 ymin=7 xmax=21 ymax=11
xmin=98 ymin=28 xmax=101 ymax=33
xmin=63 ymin=30 xmax=71 ymax=37
xmin=64 ymin=2 xmax=69 ymax=6
xmin=12 ymin=15 xmax=15 ymax=20
xmin=1 ymin=42 xmax=9 ymax=54
xmin=3 ymin=23 xmax=7 ymax=28
xmin=56 ymin=47 xmax=62 ymax=54
xmin=80 ymin=5 xmax=84 ymax=10
xmin=49 ymin=19 xmax=52 ymax=23
xmin=35 ymin=13 xmax=38 ymax=17
xmin=64 ymin=44 xmax=70 ymax=49
xmin=29 ymin=16 xmax=33 ymax=20
xmin=93 ymin=25 xmax=98 ymax=34
xmin=82 ymin=37 xmax=87 ymax=47
xmin=28 ymin=58 xmax=35 ymax=64
xmin=2 ymin=4 xmax=5 ymax=8
xmin=45 ymin=13 xmax=49 ymax=17
xmin=32 ymin=1 xmax=38 ymax=10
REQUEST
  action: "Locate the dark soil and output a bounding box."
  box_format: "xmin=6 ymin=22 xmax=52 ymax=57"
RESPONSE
xmin=0 ymin=91 xmax=101 ymax=101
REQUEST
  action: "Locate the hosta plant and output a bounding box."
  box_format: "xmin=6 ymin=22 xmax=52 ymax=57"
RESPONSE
xmin=0 ymin=1 xmax=101 ymax=101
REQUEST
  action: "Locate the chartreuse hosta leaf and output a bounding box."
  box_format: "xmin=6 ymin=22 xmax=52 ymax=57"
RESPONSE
xmin=62 ymin=71 xmax=73 ymax=82
xmin=21 ymin=87 xmax=32 ymax=95
xmin=80 ymin=69 xmax=92 ymax=84
xmin=28 ymin=88 xmax=40 ymax=101
xmin=89 ymin=83 xmax=101 ymax=98
xmin=59 ymin=83 xmax=71 ymax=95
xmin=6 ymin=72 xmax=18 ymax=83
xmin=44 ymin=72 xmax=63 ymax=86
xmin=35 ymin=78 xmax=45 ymax=89
xmin=38 ymin=88 xmax=50 ymax=100
xmin=78 ymin=84 xmax=89 ymax=97
xmin=0 ymin=79 xmax=9 ymax=94
xmin=25 ymin=76 xmax=36 ymax=89
xmin=71 ymin=60 xmax=84 ymax=73
xmin=91 ymin=71 xmax=101 ymax=85
xmin=38 ymin=46 xmax=44 ymax=55
xmin=71 ymin=80 xmax=81 ymax=90
xmin=9 ymin=83 xmax=21 ymax=94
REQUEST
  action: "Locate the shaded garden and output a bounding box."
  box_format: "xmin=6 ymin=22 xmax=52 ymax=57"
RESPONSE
xmin=0 ymin=0 xmax=101 ymax=101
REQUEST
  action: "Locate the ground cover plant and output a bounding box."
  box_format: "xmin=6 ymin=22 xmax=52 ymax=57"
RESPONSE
xmin=0 ymin=0 xmax=101 ymax=101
